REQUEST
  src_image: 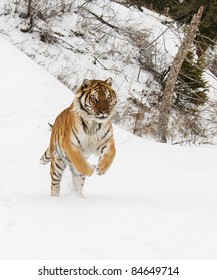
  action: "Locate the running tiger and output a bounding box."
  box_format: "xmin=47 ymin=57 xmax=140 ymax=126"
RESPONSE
xmin=40 ymin=78 xmax=117 ymax=197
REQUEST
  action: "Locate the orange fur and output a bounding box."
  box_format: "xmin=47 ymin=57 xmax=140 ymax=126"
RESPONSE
xmin=40 ymin=78 xmax=117 ymax=196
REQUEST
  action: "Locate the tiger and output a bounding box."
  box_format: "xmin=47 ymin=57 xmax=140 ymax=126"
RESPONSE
xmin=40 ymin=77 xmax=117 ymax=197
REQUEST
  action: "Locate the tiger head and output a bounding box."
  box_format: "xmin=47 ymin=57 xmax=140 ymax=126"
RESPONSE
xmin=76 ymin=78 xmax=117 ymax=123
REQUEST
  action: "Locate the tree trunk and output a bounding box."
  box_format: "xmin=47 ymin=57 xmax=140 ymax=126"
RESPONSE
xmin=157 ymin=6 xmax=204 ymax=143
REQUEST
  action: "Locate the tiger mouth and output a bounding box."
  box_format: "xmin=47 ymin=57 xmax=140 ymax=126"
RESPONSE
xmin=95 ymin=115 xmax=109 ymax=121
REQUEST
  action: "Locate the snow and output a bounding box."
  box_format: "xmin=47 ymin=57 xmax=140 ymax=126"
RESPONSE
xmin=0 ymin=0 xmax=178 ymax=107
xmin=1 ymin=36 xmax=217 ymax=260
xmin=1 ymin=0 xmax=217 ymax=143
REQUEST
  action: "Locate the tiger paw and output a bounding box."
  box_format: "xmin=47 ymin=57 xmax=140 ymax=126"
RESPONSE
xmin=51 ymin=190 xmax=60 ymax=197
xmin=96 ymin=166 xmax=105 ymax=176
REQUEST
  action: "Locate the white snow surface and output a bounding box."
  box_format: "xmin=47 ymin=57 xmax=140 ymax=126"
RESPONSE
xmin=1 ymin=36 xmax=217 ymax=260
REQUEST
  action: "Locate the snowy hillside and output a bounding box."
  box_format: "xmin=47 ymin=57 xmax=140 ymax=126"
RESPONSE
xmin=1 ymin=36 xmax=217 ymax=259
xmin=1 ymin=0 xmax=216 ymax=143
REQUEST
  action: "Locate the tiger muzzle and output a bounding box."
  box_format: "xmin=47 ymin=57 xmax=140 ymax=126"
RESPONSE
xmin=97 ymin=111 xmax=109 ymax=120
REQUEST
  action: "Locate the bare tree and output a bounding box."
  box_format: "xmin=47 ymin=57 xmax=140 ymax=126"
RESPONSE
xmin=157 ymin=6 xmax=204 ymax=143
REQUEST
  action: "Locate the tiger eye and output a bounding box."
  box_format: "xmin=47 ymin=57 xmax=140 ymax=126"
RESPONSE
xmin=91 ymin=95 xmax=98 ymax=102
xmin=106 ymin=95 xmax=111 ymax=102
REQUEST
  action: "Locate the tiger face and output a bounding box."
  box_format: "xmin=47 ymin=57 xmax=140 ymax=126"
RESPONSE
xmin=77 ymin=78 xmax=117 ymax=123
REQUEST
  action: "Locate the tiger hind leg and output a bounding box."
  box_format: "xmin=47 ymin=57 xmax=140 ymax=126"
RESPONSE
xmin=69 ymin=164 xmax=86 ymax=197
xmin=50 ymin=157 xmax=66 ymax=197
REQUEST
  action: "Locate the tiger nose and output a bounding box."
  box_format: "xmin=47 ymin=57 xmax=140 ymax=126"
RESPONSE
xmin=99 ymin=109 xmax=107 ymax=114
xmin=99 ymin=102 xmax=109 ymax=114
xmin=98 ymin=110 xmax=108 ymax=119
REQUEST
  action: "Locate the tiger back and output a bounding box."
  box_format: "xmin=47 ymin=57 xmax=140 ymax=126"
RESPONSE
xmin=40 ymin=77 xmax=117 ymax=197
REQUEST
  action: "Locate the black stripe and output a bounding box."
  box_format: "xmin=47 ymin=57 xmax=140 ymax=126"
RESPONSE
xmin=111 ymin=90 xmax=116 ymax=98
xmin=45 ymin=153 xmax=50 ymax=160
xmin=51 ymin=161 xmax=55 ymax=172
xmin=80 ymin=117 xmax=89 ymax=134
xmin=55 ymin=162 xmax=63 ymax=171
xmin=51 ymin=175 xmax=60 ymax=183
xmin=97 ymin=141 xmax=107 ymax=151
xmin=84 ymin=93 xmax=89 ymax=107
xmin=102 ymin=126 xmax=111 ymax=140
xmin=97 ymin=123 xmax=102 ymax=131
xmin=71 ymin=128 xmax=81 ymax=146
xmin=67 ymin=158 xmax=73 ymax=165
xmin=53 ymin=169 xmax=62 ymax=178
xmin=79 ymin=88 xmax=88 ymax=98
xmin=52 ymin=182 xmax=60 ymax=186
xmin=101 ymin=145 xmax=107 ymax=154
xmin=78 ymin=97 xmax=90 ymax=115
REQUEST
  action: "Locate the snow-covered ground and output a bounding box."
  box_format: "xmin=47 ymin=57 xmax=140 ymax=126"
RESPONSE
xmin=1 ymin=36 xmax=217 ymax=260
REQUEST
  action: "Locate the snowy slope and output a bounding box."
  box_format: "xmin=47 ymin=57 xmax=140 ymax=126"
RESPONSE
xmin=1 ymin=36 xmax=217 ymax=260
xmin=1 ymin=0 xmax=217 ymax=143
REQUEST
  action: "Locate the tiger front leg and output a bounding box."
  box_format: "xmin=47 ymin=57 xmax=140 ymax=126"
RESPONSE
xmin=63 ymin=141 xmax=94 ymax=177
xmin=96 ymin=136 xmax=116 ymax=175
xmin=69 ymin=164 xmax=86 ymax=197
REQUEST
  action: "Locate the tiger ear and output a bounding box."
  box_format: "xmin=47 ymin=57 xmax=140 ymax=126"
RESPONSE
xmin=76 ymin=79 xmax=90 ymax=94
xmin=105 ymin=77 xmax=113 ymax=86
xmin=82 ymin=79 xmax=90 ymax=89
